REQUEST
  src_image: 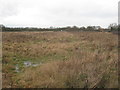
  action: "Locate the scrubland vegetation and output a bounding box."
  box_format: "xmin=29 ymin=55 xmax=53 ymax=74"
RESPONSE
xmin=2 ymin=31 xmax=118 ymax=88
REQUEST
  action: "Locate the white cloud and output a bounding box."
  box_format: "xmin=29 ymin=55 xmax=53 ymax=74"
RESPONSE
xmin=0 ymin=0 xmax=119 ymax=28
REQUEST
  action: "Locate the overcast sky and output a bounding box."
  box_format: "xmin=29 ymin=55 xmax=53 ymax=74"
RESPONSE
xmin=0 ymin=0 xmax=119 ymax=28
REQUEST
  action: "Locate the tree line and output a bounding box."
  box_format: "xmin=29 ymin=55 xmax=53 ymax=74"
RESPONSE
xmin=0 ymin=24 xmax=119 ymax=32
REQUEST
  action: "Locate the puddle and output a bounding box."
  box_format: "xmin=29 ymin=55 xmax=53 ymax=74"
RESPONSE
xmin=24 ymin=61 xmax=32 ymax=67
xmin=32 ymin=64 xmax=39 ymax=67
xmin=15 ymin=61 xmax=42 ymax=72
xmin=15 ymin=64 xmax=20 ymax=72
xmin=24 ymin=61 xmax=42 ymax=67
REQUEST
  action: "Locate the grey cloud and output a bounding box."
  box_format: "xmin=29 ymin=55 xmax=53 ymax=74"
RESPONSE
xmin=0 ymin=0 xmax=119 ymax=28
xmin=0 ymin=0 xmax=19 ymax=17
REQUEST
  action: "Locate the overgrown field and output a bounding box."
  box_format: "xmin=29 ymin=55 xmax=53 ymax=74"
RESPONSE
xmin=2 ymin=31 xmax=118 ymax=88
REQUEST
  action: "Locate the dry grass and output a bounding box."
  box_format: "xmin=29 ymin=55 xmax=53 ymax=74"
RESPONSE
xmin=2 ymin=31 xmax=118 ymax=88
